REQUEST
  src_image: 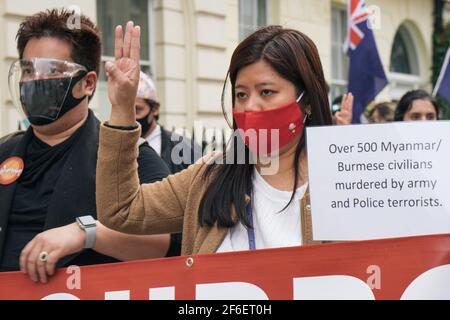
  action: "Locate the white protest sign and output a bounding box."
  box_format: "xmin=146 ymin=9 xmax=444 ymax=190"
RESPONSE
xmin=306 ymin=121 xmax=450 ymax=241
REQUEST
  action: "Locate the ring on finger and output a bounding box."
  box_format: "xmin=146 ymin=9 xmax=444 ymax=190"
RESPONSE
xmin=39 ymin=251 xmax=49 ymax=263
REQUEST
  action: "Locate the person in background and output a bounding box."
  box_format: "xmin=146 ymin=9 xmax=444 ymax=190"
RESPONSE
xmin=394 ymin=90 xmax=440 ymax=121
xmin=0 ymin=9 xmax=177 ymax=284
xmin=135 ymin=72 xmax=201 ymax=173
xmin=368 ymin=102 xmax=394 ymax=123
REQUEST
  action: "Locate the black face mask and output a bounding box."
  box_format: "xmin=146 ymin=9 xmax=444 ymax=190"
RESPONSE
xmin=137 ymin=114 xmax=153 ymax=137
xmin=19 ymin=74 xmax=87 ymax=126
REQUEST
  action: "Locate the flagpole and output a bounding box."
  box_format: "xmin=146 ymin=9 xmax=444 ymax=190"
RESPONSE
xmin=433 ymin=46 xmax=450 ymax=97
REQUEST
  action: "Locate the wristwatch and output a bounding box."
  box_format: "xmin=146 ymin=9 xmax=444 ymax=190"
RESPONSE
xmin=76 ymin=215 xmax=97 ymax=249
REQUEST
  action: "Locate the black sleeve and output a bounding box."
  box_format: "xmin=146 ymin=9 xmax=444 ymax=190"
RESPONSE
xmin=166 ymin=233 xmax=182 ymax=257
xmin=137 ymin=142 xmax=171 ymax=184
xmin=137 ymin=142 xmax=182 ymax=257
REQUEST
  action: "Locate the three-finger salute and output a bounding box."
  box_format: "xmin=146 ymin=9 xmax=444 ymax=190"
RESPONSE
xmin=106 ymin=21 xmax=141 ymax=127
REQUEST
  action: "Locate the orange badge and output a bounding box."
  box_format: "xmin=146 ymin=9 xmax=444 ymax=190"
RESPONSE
xmin=0 ymin=157 xmax=24 ymax=185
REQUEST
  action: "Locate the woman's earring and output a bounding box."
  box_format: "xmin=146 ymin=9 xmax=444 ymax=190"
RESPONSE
xmin=306 ymin=109 xmax=312 ymax=119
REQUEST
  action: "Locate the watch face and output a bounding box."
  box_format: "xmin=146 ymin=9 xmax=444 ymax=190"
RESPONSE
xmin=77 ymin=216 xmax=96 ymax=227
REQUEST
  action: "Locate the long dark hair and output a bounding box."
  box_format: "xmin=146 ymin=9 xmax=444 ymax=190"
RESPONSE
xmin=394 ymin=90 xmax=440 ymax=121
xmin=198 ymin=26 xmax=332 ymax=229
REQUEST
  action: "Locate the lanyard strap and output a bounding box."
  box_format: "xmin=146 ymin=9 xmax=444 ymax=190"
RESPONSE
xmin=245 ymin=203 xmax=256 ymax=250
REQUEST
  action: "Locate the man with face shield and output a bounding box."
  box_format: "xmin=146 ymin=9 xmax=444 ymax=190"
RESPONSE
xmin=0 ymin=9 xmax=179 ymax=284
xmin=136 ymin=71 xmax=202 ymax=174
xmin=9 ymin=58 xmax=89 ymax=126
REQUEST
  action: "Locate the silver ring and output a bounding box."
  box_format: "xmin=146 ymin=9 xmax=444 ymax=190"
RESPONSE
xmin=39 ymin=251 xmax=49 ymax=262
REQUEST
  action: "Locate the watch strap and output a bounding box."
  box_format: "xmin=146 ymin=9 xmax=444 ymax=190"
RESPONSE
xmin=76 ymin=216 xmax=97 ymax=249
xmin=84 ymin=224 xmax=96 ymax=249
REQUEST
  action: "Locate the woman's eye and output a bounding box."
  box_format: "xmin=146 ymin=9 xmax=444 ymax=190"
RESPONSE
xmin=261 ymin=89 xmax=274 ymax=96
xmin=236 ymin=92 xmax=247 ymax=100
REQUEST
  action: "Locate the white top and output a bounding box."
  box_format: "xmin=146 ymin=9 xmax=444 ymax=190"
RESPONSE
xmin=217 ymin=168 xmax=308 ymax=253
xmin=145 ymin=124 xmax=162 ymax=156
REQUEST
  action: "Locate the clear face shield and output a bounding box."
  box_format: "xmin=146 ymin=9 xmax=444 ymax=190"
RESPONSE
xmin=8 ymin=58 xmax=88 ymax=126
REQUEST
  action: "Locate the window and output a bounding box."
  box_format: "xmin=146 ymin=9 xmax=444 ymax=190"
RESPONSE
xmin=390 ymin=25 xmax=419 ymax=75
xmin=388 ymin=24 xmax=423 ymax=100
xmin=96 ymin=0 xmax=154 ymax=119
xmin=239 ymin=0 xmax=269 ymax=40
xmin=330 ymin=6 xmax=349 ymax=102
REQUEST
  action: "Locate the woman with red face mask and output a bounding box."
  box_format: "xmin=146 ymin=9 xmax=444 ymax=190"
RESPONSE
xmin=96 ymin=23 xmax=332 ymax=255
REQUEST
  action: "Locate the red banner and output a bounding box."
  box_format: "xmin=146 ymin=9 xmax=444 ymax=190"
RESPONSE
xmin=0 ymin=234 xmax=449 ymax=300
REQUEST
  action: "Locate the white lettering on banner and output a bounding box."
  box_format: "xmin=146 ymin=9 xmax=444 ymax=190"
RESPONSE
xmin=104 ymin=290 xmax=130 ymax=300
xmin=307 ymin=122 xmax=450 ymax=241
xmin=196 ymin=282 xmax=269 ymax=300
xmin=401 ymin=265 xmax=450 ymax=300
xmin=41 ymin=293 xmax=80 ymax=300
xmin=38 ymin=265 xmax=450 ymax=300
xmin=293 ymin=276 xmax=375 ymax=300
xmin=149 ymin=287 xmax=175 ymax=300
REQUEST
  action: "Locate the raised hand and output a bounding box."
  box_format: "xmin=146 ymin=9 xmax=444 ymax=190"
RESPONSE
xmin=335 ymin=93 xmax=354 ymax=125
xmin=106 ymin=21 xmax=141 ymax=126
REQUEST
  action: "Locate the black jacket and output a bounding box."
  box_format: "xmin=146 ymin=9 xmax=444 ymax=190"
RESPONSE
xmin=0 ymin=110 xmax=172 ymax=269
xmin=160 ymin=127 xmax=202 ymax=174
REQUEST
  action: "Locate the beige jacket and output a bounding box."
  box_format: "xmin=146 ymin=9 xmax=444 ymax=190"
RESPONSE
xmin=96 ymin=124 xmax=323 ymax=256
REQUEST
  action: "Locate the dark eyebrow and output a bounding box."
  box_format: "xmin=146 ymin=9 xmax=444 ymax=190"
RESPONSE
xmin=235 ymin=82 xmax=276 ymax=90
xmin=235 ymin=84 xmax=248 ymax=90
xmin=255 ymin=82 xmax=276 ymax=88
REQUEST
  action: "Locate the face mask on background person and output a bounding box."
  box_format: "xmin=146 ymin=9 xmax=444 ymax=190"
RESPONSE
xmin=136 ymin=71 xmax=160 ymax=137
xmin=136 ymin=111 xmax=154 ymax=135
xmin=19 ymin=74 xmax=86 ymax=126
xmin=9 ymin=58 xmax=88 ymax=126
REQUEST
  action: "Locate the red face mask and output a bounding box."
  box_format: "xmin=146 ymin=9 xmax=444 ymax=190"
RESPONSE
xmin=233 ymin=92 xmax=306 ymax=156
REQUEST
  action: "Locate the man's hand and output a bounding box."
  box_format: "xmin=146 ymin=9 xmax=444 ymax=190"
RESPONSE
xmin=106 ymin=21 xmax=141 ymax=126
xmin=335 ymin=93 xmax=354 ymax=125
xmin=20 ymin=223 xmax=85 ymax=284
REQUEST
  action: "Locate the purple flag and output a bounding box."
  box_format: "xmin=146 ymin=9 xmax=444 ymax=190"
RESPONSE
xmin=433 ymin=46 xmax=450 ymax=104
xmin=345 ymin=0 xmax=388 ymax=123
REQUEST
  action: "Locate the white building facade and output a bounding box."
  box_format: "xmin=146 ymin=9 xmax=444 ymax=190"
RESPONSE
xmin=0 ymin=0 xmax=436 ymax=136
